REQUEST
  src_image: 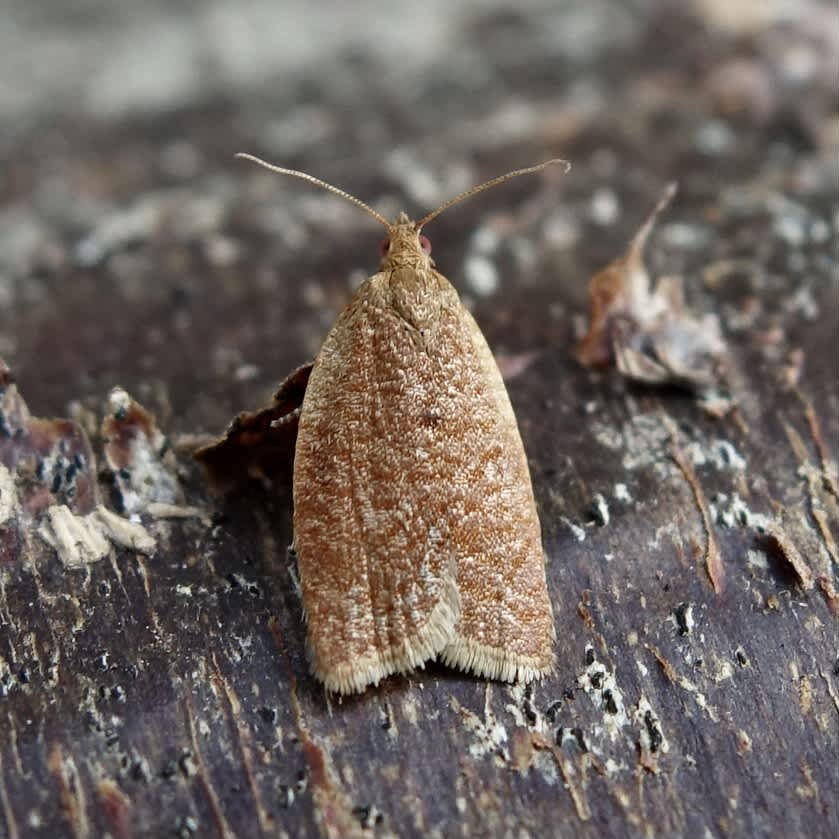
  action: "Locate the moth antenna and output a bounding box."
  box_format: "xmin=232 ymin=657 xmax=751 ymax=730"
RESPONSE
xmin=416 ymin=158 xmax=571 ymax=230
xmin=235 ymin=153 xmax=391 ymax=230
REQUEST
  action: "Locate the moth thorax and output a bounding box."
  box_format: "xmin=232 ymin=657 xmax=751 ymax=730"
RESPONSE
xmin=389 ymin=267 xmax=441 ymax=333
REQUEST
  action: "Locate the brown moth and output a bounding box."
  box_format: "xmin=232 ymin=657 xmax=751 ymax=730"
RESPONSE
xmin=238 ymin=154 xmax=566 ymax=694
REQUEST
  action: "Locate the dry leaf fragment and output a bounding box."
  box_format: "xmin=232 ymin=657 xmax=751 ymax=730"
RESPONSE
xmin=576 ymin=184 xmax=727 ymax=389
xmin=193 ymin=362 xmax=312 ymax=487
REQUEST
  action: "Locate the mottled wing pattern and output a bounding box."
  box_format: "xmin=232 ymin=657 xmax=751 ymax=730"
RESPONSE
xmin=293 ymin=268 xmax=553 ymax=694
xmin=293 ymin=271 xmax=461 ymax=694
xmin=440 ymin=306 xmax=555 ymax=681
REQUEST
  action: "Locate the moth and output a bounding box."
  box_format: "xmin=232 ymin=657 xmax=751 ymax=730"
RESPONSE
xmin=230 ymin=155 xmax=566 ymax=694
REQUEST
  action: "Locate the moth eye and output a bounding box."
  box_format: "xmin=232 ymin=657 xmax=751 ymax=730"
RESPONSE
xmin=380 ymin=238 xmax=391 ymax=256
xmin=419 ymin=235 xmax=432 ymax=255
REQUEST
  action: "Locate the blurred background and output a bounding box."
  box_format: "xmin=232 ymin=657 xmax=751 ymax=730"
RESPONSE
xmin=1 ymin=0 xmax=835 ymax=436
xmin=1 ymin=4 xmax=838 ymax=838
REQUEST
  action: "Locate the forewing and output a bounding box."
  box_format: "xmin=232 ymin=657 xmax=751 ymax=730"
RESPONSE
xmin=440 ymin=306 xmax=555 ymax=682
xmin=293 ymin=274 xmax=461 ymax=694
xmin=294 ymin=270 xmax=554 ymax=693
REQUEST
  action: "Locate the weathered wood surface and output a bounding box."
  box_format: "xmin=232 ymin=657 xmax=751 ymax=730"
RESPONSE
xmin=1 ymin=2 xmax=837 ymax=837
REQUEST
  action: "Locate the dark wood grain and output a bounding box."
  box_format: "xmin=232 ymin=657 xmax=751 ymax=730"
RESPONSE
xmin=1 ymin=2 xmax=837 ymax=837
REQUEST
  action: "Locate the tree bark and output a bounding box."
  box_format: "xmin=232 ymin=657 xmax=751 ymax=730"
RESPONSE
xmin=1 ymin=2 xmax=837 ymax=838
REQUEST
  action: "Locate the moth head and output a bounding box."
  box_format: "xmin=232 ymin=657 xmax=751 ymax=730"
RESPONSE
xmin=379 ymin=214 xmax=433 ymax=270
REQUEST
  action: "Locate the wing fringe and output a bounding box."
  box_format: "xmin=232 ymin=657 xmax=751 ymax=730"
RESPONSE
xmin=440 ymin=636 xmax=555 ymax=684
xmin=310 ymin=574 xmax=461 ymax=695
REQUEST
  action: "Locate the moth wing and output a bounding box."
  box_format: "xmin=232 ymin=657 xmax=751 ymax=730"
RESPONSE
xmin=293 ymin=274 xmax=461 ymax=694
xmin=294 ymin=269 xmax=554 ymax=693
xmin=439 ymin=306 xmax=555 ymax=683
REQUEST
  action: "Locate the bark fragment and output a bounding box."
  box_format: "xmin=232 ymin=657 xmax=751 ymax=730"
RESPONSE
xmin=577 ymin=185 xmax=727 ymax=389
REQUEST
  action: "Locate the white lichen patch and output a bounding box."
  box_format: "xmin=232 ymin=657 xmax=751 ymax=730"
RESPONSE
xmin=532 ymin=748 xmax=559 ymax=785
xmin=107 ymin=388 xmax=180 ymax=516
xmin=709 ymin=493 xmax=771 ymax=531
xmin=226 ymin=637 xmax=253 ymax=669
xmin=710 ymin=439 xmax=747 ymax=471
xmin=0 ymin=463 xmax=18 ymax=525
xmin=591 ymin=412 xmax=672 ymax=472
xmin=679 ymin=677 xmax=719 ymax=722
xmin=803 ymin=614 xmax=823 ymax=635
xmin=668 ymin=602 xmax=695 ymax=635
xmin=578 ymin=646 xmax=630 ymax=741
xmin=400 ymin=693 xmax=420 ymax=727
xmin=450 ymin=694 xmax=508 ymax=765
xmin=38 ymin=504 xmax=156 ymax=567
xmin=746 ymin=548 xmax=769 ymax=570
xmin=613 ymin=483 xmax=632 ymax=503
xmin=684 ymin=438 xmax=747 ymax=472
xmin=504 ymin=683 xmax=543 ymax=731
xmin=648 ymin=646 xmax=720 ymax=722
xmin=592 ymin=416 xmax=749 ymax=487
xmin=562 ymin=517 xmax=587 ymax=542
xmin=785 ymin=286 xmax=820 ymax=321
xmin=502 ymin=687 xmax=562 ymax=784
xmin=649 ymin=521 xmax=683 ymax=552
xmin=542 ymin=208 xmax=581 ymax=250
xmin=590 ymin=420 xmax=624 ymax=452
xmin=591 ymin=493 xmax=610 ymax=526
xmin=682 ymin=603 xmax=695 ymax=633
xmin=469 ymin=224 xmax=500 ymax=256
xmin=634 ymin=695 xmax=670 ymax=756
xmin=603 ymin=757 xmax=624 ymax=775
xmin=684 ymin=441 xmax=709 ymax=467
xmin=710 ymin=657 xmax=736 ymax=683
xmin=691 ymin=690 xmax=719 ymax=722
xmin=622 ymin=416 xmax=672 ymax=471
